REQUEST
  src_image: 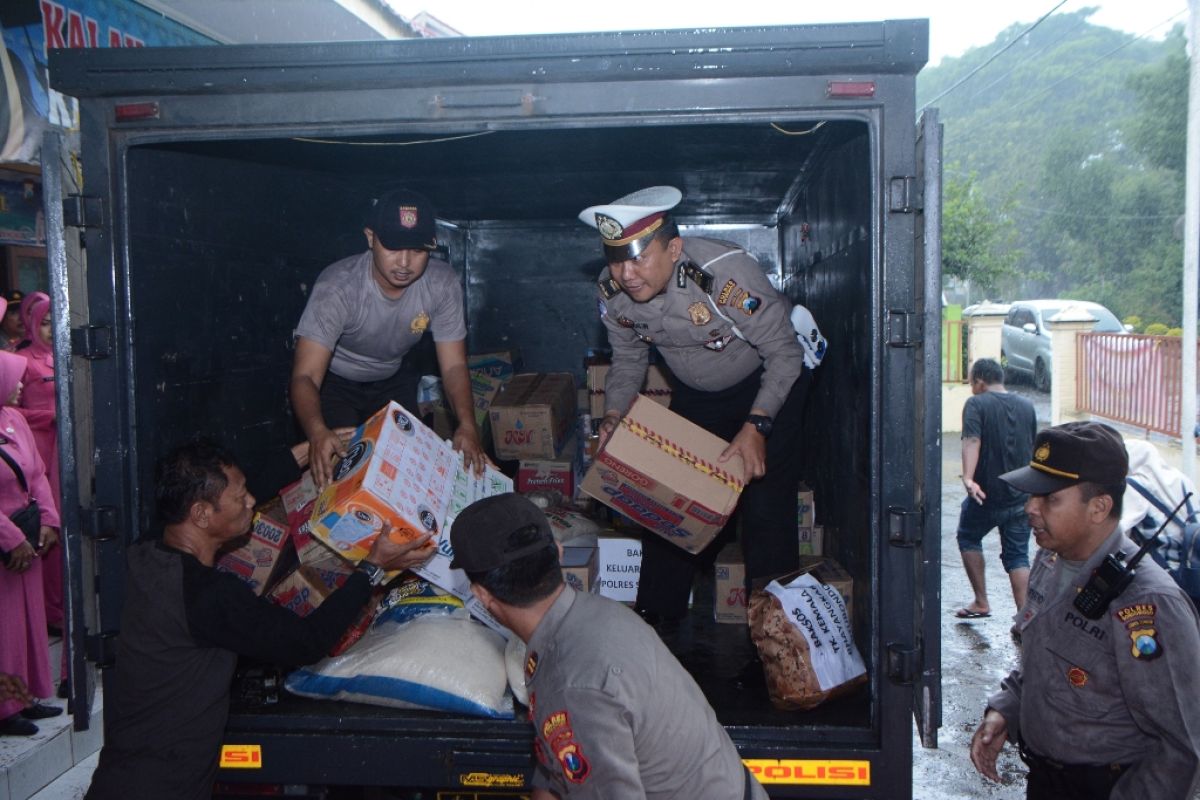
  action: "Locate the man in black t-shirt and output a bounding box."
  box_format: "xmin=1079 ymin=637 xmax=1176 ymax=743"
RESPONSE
xmin=954 ymin=358 xmax=1038 ymax=619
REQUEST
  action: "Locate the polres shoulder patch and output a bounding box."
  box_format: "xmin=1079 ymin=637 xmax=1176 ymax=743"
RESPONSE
xmin=542 ymin=710 xmax=591 ymax=784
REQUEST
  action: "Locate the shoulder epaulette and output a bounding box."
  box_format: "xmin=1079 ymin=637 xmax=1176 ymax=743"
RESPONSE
xmin=676 ymin=261 xmax=714 ymax=294
xmin=598 ymin=276 xmax=623 ymax=299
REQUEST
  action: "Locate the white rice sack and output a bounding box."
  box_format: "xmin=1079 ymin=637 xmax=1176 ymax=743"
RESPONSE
xmin=505 ymin=635 xmax=529 ymax=707
xmin=285 ymin=609 xmax=513 ymax=718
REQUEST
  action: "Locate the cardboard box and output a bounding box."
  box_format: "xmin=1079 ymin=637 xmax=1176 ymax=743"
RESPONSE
xmin=309 ymin=402 xmax=458 ymax=564
xmin=581 ymin=396 xmax=744 ymax=554
xmin=798 ymin=556 xmax=854 ymax=620
xmin=468 ymin=349 xmax=522 ymax=384
xmin=797 ymin=485 xmax=816 ymax=528
xmin=517 ymin=436 xmax=580 ymax=497
xmin=798 ymin=525 xmax=823 ymax=557
xmin=267 ymin=565 xmax=333 ymax=617
xmin=714 ymin=544 xmax=748 ymax=623
xmin=561 ymin=544 xmax=598 ymax=594
xmin=596 ymin=533 xmax=642 ymax=603
xmin=586 ymin=363 xmax=673 ymax=418
xmin=490 ymin=372 xmax=577 ymax=460
xmin=216 ymin=498 xmax=296 ymax=595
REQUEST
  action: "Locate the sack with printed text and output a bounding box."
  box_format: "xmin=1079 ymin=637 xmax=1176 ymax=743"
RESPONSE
xmin=748 ymin=571 xmax=867 ymax=710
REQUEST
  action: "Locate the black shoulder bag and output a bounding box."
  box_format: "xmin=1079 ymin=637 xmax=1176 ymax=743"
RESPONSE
xmin=0 ymin=439 xmax=42 ymax=564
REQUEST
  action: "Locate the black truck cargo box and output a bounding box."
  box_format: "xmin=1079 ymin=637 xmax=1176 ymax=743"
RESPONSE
xmin=45 ymin=19 xmax=942 ymax=798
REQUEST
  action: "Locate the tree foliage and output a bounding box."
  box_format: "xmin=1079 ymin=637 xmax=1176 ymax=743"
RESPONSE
xmin=919 ymin=12 xmax=1184 ymax=325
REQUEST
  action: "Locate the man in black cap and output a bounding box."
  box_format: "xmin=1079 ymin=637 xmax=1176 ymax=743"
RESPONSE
xmin=291 ymin=189 xmax=487 ymax=487
xmin=970 ymin=421 xmax=1200 ymax=799
xmin=450 ymin=493 xmax=767 ymax=800
xmin=578 ymin=186 xmax=820 ymax=629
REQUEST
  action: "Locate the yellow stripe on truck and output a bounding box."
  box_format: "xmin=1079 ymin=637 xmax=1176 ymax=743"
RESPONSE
xmin=744 ymin=759 xmax=871 ymax=785
xmin=219 ymin=744 xmax=262 ymax=769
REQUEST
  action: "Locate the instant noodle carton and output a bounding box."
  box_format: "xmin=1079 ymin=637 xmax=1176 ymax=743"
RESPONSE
xmin=308 ymin=402 xmax=458 ymax=564
xmin=581 ymin=395 xmax=744 ymax=554
xmin=216 ymin=497 xmax=296 ymax=595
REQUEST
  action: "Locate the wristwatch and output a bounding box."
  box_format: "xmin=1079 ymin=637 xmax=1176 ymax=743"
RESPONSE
xmin=355 ymin=560 xmax=387 ymax=587
xmin=746 ymin=414 xmax=774 ymax=437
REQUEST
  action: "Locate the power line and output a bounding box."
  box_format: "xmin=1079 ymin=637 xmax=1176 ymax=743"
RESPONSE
xmin=920 ymin=0 xmax=1068 ymax=111
xmin=1004 ymin=8 xmax=1187 ymax=113
xmin=965 ymin=14 xmax=1093 ymax=102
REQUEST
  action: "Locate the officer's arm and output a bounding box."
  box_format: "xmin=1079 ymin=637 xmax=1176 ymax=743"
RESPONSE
xmin=719 ymin=262 xmax=806 ymax=418
xmin=290 ymin=337 xmax=346 ymax=488
xmin=986 ymin=668 xmax=1023 ymax=745
xmin=434 ymin=338 xmax=491 ymax=475
xmin=600 ymin=296 xmax=649 ymax=433
xmin=553 ymin=688 xmax=648 ymax=800
xmin=1109 ymin=594 xmax=1200 ymax=798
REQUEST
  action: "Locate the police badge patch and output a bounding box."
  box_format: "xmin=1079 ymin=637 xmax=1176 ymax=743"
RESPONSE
xmin=596 ymin=214 xmax=623 ymax=241
xmin=410 ymin=312 xmax=430 ymax=334
xmin=399 ymin=206 xmax=419 ymax=229
xmin=687 ymin=302 xmax=712 ymax=325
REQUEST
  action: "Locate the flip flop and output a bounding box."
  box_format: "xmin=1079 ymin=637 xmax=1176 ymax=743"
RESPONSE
xmin=954 ymin=608 xmax=991 ymax=619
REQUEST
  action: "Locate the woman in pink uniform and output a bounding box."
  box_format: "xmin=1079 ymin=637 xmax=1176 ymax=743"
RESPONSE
xmin=0 ymin=344 xmax=62 ymax=735
xmin=17 ymin=292 xmax=62 ymax=633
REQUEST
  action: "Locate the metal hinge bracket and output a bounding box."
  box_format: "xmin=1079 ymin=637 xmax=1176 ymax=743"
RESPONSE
xmin=85 ymin=632 xmax=118 ymax=669
xmin=887 ymin=643 xmax=919 ymax=684
xmin=71 ymin=325 xmax=112 ymax=360
xmin=62 ymin=195 xmax=104 ymax=229
xmin=82 ymin=505 xmax=119 ymax=542
xmin=888 ymin=506 xmax=923 ymax=546
xmin=887 ymin=310 xmax=923 ymax=348
xmin=888 ymin=176 xmax=920 ymax=213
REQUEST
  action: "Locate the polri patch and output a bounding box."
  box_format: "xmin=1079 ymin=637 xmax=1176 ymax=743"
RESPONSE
xmin=688 ymin=302 xmax=712 ymax=325
xmin=542 ymin=711 xmax=590 ymax=785
xmin=1117 ymin=603 xmax=1162 ymax=661
xmin=1067 ymin=666 xmax=1088 ymax=687
xmin=410 ymin=311 xmax=430 ymax=334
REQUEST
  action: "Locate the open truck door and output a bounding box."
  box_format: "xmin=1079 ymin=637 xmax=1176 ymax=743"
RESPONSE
xmin=912 ymin=107 xmax=943 ymax=747
xmin=42 ymin=127 xmax=100 ymax=729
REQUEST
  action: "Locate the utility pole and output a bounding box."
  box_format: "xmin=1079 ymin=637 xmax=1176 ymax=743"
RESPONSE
xmin=1183 ymin=0 xmax=1199 ymax=484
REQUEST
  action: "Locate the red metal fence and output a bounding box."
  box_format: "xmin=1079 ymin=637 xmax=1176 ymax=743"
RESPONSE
xmin=1077 ymin=332 xmax=1195 ymax=437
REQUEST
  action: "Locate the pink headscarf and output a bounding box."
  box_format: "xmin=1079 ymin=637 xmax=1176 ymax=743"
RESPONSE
xmin=0 ymin=350 xmax=25 ymax=402
xmin=19 ymin=291 xmax=51 ymax=360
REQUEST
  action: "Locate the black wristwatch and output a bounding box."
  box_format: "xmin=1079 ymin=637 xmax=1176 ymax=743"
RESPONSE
xmin=356 ymin=560 xmax=387 ymax=587
xmin=746 ymin=414 xmax=774 ymax=437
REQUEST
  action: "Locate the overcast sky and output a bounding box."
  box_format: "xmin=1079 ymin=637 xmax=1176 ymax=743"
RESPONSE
xmin=386 ymin=0 xmax=1188 ymax=66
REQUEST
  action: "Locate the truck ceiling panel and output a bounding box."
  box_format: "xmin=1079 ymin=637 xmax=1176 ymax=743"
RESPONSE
xmin=144 ymin=120 xmax=863 ymax=224
xmin=49 ymin=20 xmax=928 ymax=97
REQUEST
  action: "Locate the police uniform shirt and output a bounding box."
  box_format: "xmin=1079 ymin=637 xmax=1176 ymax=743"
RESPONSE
xmin=525 ymin=586 xmax=766 ymax=799
xmin=988 ymin=526 xmax=1200 ymax=797
xmin=597 ymin=238 xmax=806 ymax=418
xmin=295 ymin=251 xmax=467 ymax=382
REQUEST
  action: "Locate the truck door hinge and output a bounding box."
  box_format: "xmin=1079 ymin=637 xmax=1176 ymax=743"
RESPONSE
xmin=888 ymin=506 xmax=923 ymax=546
xmin=71 ymin=325 xmax=112 ymax=360
xmin=887 ymin=310 xmax=923 ymax=348
xmin=887 ymin=643 xmax=919 ymax=684
xmin=888 ymin=176 xmax=920 ymax=213
xmin=85 ymin=632 xmax=118 ymax=669
xmin=62 ymin=195 xmax=104 ymax=229
xmin=82 ymin=505 xmax=119 ymax=542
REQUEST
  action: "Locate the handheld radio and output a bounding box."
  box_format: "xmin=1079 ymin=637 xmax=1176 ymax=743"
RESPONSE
xmin=1074 ymin=491 xmax=1193 ymax=619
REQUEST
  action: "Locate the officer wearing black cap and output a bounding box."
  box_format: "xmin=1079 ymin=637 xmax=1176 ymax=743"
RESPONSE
xmin=579 ymin=186 xmax=816 ymax=626
xmin=970 ymin=421 xmax=1200 ymax=799
xmin=291 ymin=189 xmax=488 ymax=487
xmin=450 ymin=493 xmax=767 ymax=800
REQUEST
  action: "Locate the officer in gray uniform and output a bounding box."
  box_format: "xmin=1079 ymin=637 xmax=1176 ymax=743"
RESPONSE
xmin=579 ymin=186 xmax=816 ymax=623
xmin=970 ymin=421 xmax=1200 ymax=799
xmin=450 ymin=493 xmax=767 ymax=800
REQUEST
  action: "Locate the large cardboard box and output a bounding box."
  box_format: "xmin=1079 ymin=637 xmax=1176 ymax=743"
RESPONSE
xmin=586 ymin=363 xmax=673 ymax=419
xmin=798 ymin=556 xmax=854 ymax=620
xmin=517 ymin=436 xmax=580 ymax=497
xmin=309 ymin=402 xmax=458 ymax=564
xmin=596 ymin=533 xmax=642 ymax=603
xmin=489 ymin=372 xmax=577 ymax=460
xmin=216 ymin=498 xmax=296 ymax=595
xmin=468 ymin=349 xmax=522 ymax=384
xmin=714 ymin=544 xmax=747 ymax=623
xmin=581 ymin=396 xmax=744 ymax=554
xmin=561 ymin=544 xmax=598 ymax=594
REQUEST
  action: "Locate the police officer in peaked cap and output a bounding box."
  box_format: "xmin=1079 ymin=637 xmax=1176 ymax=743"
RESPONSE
xmin=970 ymin=420 xmax=1200 ymax=799
xmin=580 ymin=186 xmax=820 ymax=632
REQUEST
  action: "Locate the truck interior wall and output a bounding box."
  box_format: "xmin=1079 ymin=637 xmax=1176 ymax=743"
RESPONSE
xmin=125 ymin=146 xmax=365 ymax=526
xmin=783 ymin=130 xmax=874 ymax=629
